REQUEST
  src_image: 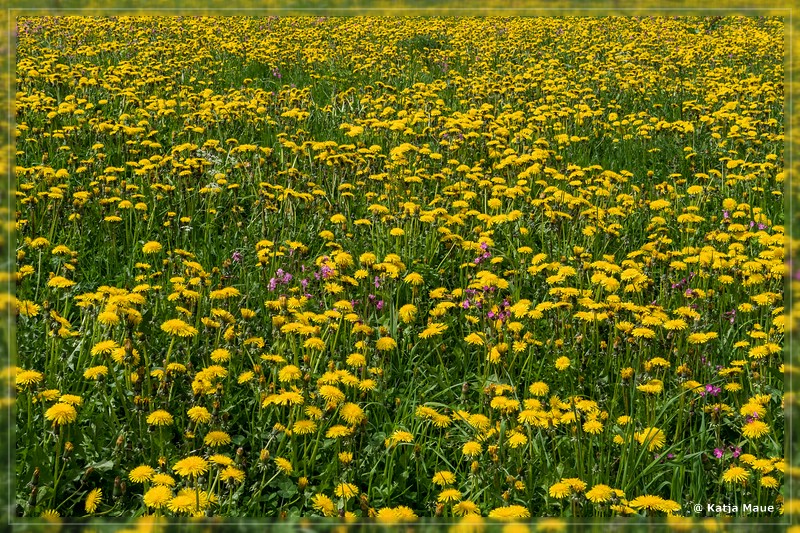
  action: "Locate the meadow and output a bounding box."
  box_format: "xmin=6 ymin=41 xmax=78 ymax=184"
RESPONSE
xmin=12 ymin=16 xmax=786 ymax=521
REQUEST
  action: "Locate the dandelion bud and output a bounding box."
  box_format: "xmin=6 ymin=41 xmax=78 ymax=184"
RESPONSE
xmin=502 ymin=490 xmax=510 ymax=501
xmin=116 ymin=435 xmax=124 ymax=448
xmin=435 ymin=503 xmax=444 ymax=516
xmin=462 ymin=382 xmax=469 ymax=395
xmin=471 ymin=460 xmax=480 ymax=474
xmin=260 ymin=449 xmax=269 ymax=462
xmin=298 ymin=476 xmax=309 ymax=490
xmin=32 ymin=467 xmax=40 ymax=486
xmin=113 ymin=476 xmax=121 ymax=498
xmin=28 ymin=485 xmax=38 ymax=507
xmin=359 ymin=493 xmax=369 ymax=513
xmin=82 ymin=467 xmax=94 ymax=483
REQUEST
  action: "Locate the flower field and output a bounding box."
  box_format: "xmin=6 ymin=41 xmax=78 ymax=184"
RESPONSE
xmin=13 ymin=16 xmax=786 ymax=520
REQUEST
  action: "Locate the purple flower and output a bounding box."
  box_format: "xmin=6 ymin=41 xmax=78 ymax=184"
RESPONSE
xmin=714 ymin=448 xmax=724 ymax=459
xmin=376 ymin=300 xmax=384 ymax=310
xmin=231 ymin=251 xmax=243 ymax=263
xmin=758 ymin=223 xmax=767 ymax=230
xmin=462 ymin=300 xmax=470 ymax=309
xmin=268 ymin=278 xmax=277 ymax=291
xmin=374 ymin=276 xmax=381 ymax=289
xmin=731 ymin=447 xmax=741 ymax=458
xmin=723 ymin=210 xmax=729 ymax=219
xmin=301 ymin=278 xmax=308 ymax=289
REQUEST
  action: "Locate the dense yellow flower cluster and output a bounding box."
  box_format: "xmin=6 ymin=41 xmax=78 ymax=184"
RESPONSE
xmin=12 ymin=15 xmax=784 ymax=519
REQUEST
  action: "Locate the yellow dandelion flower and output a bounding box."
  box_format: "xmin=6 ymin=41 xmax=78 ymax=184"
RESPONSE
xmin=488 ymin=505 xmax=530 ymax=520
xmin=586 ymin=484 xmax=613 ymax=503
xmin=85 ymin=488 xmax=102 ymax=514
xmin=220 ymin=466 xmax=245 ymax=483
xmin=128 ymin=465 xmax=155 ymax=484
xmin=83 ymin=366 xmax=108 ymax=380
xmin=463 ymin=441 xmax=482 ymax=457
xmin=635 ymin=427 xmax=666 ymax=451
xmin=340 ymin=402 xmax=365 ymax=425
xmin=44 ymin=403 xmax=77 ymax=426
xmin=453 ymin=500 xmax=480 ymax=516
xmin=142 ymin=241 xmax=163 ymax=254
xmin=274 ymin=457 xmax=293 ymax=475
xmin=529 ymin=381 xmax=549 ymax=396
xmin=399 ymin=304 xmax=417 ymax=323
xmin=742 ymin=420 xmax=770 ymax=439
xmin=172 ymin=456 xmax=209 ymax=478
xmin=147 ymin=410 xmax=173 ymax=426
xmin=187 ymin=406 xmax=212 ymax=424
xmin=151 ymin=473 xmax=175 ymax=487
xmin=312 ymin=493 xmax=336 ymax=516
xmin=432 ymin=471 xmax=456 ymax=486
xmin=204 ymin=430 xmax=231 ymax=447
xmin=143 ymin=485 xmax=172 ymax=508
xmin=722 ymin=466 xmax=749 ymax=485
xmin=629 ymin=494 xmax=665 ymax=511
xmin=583 ymin=419 xmax=604 ymax=434
xmin=334 ymin=482 xmax=359 ymax=499
xmin=160 ymin=318 xmax=198 ymax=337
xmin=16 ymin=369 xmax=44 ymax=389
xmin=375 ymin=336 xmax=397 ymax=351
